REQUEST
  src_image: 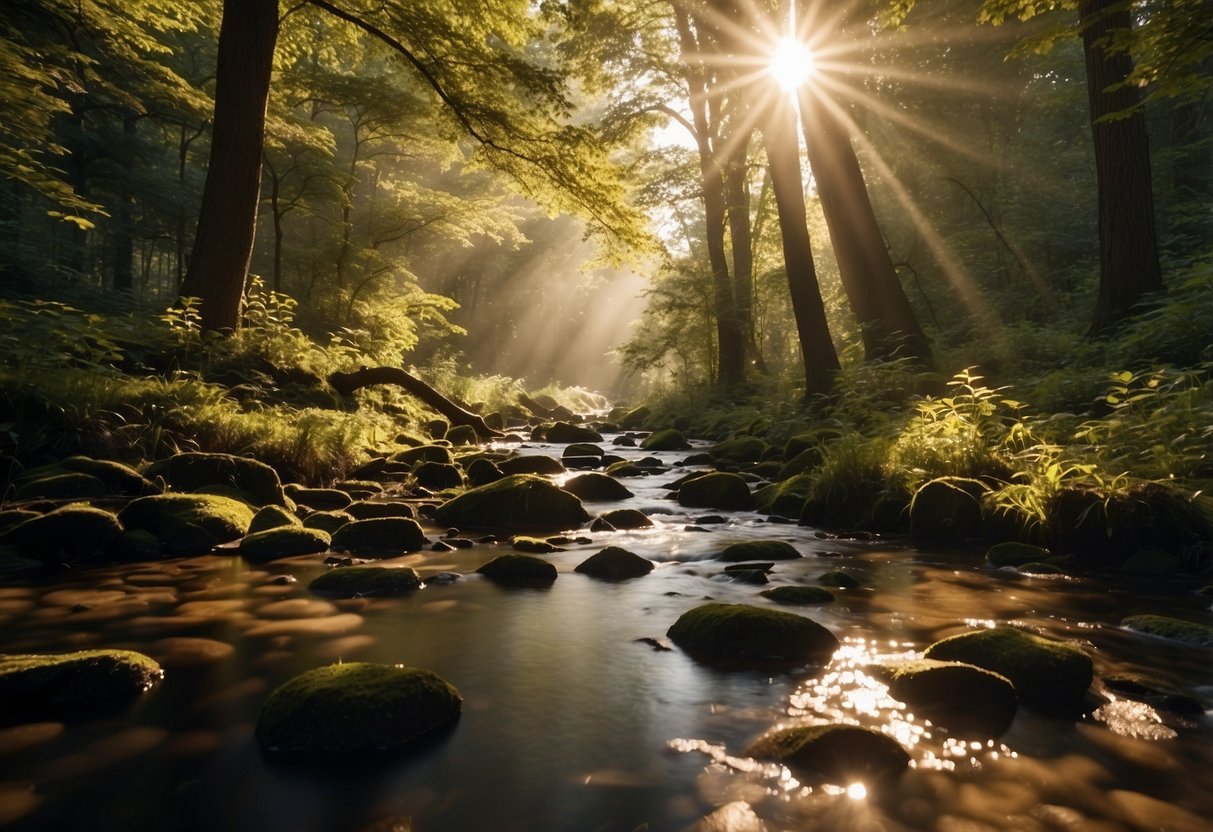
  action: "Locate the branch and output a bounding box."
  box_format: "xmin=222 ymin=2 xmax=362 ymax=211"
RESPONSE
xmin=328 ymin=366 xmax=503 ymax=439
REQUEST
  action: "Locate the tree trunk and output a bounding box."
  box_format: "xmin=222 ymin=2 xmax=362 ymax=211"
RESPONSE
xmin=181 ymin=0 xmax=280 ymax=331
xmin=1079 ymin=0 xmax=1162 ymax=336
xmin=724 ymin=144 xmax=764 ymax=372
xmin=328 ymin=367 xmax=503 ymax=439
xmin=761 ymin=100 xmax=839 ymax=398
xmin=112 ymin=113 xmax=137 ymax=292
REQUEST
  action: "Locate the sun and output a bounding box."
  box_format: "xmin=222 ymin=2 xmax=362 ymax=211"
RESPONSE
xmin=769 ymin=36 xmax=817 ymax=92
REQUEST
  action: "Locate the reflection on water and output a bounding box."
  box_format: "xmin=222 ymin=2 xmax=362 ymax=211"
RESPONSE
xmin=0 ymin=437 xmax=1210 ymax=830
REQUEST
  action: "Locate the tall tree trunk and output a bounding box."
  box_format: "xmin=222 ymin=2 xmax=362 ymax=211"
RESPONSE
xmin=112 ymin=113 xmax=137 ymax=291
xmin=724 ymin=143 xmax=764 ymax=372
xmin=761 ymin=100 xmax=839 ymax=398
xmin=798 ymin=89 xmax=932 ymax=366
xmin=1079 ymin=0 xmax=1162 ymax=336
xmin=181 ymin=0 xmax=280 ymax=331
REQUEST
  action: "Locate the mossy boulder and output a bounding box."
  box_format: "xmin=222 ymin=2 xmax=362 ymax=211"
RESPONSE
xmin=562 ymin=473 xmax=632 ymax=502
xmin=118 ymin=493 xmax=254 ymax=556
xmin=909 ymin=478 xmax=984 ymax=543
xmin=444 ymin=424 xmax=479 ymax=446
xmin=0 ymin=505 xmax=123 ymax=564
xmin=640 ymin=429 xmax=691 ymax=451
xmin=883 ymin=659 xmax=1017 ymax=735
xmin=255 ymin=662 xmax=462 ymax=756
xmin=309 ymin=566 xmax=423 ymax=597
xmin=746 ymin=724 xmax=910 ymax=784
xmin=719 ymin=540 xmax=801 ymax=563
xmin=303 ymin=510 xmax=355 ymax=534
xmin=240 ymin=526 xmax=331 ymax=562
xmin=562 ymin=442 xmax=605 ymax=460
xmin=434 ymin=474 xmax=589 ymax=532
xmin=346 ymin=501 xmax=413 ymax=520
xmin=819 ymin=570 xmax=859 ymax=589
xmin=391 ymin=445 xmax=454 ymax=467
xmin=619 ymin=406 xmax=651 ymax=429
xmin=498 ymin=455 xmax=565 ymax=476
xmin=414 ymin=461 xmax=464 ymax=490
xmin=330 ymin=518 xmax=427 ymax=555
xmin=145 ymin=452 xmax=286 ymax=506
xmin=575 ymin=546 xmax=654 ymax=581
xmin=14 ymin=472 xmax=106 ymax=501
xmin=667 ymin=603 xmax=839 ymax=667
xmin=987 ymin=542 xmax=1050 ymax=568
xmin=248 ymin=504 xmax=301 ymax=534
xmin=466 ymin=457 xmax=505 ymax=486
xmin=760 ymin=586 xmax=834 ymax=605
xmin=512 ymin=535 xmax=562 ymax=554
xmin=923 ymin=626 xmax=1093 ymax=715
xmin=1121 ymin=614 xmax=1213 ymax=646
xmin=677 ymin=472 xmax=753 ymax=511
xmin=598 ymin=508 xmax=653 ymax=530
xmin=754 ymin=475 xmax=814 ymax=518
xmin=290 ymin=488 xmax=352 ymax=511
xmin=548 ymin=421 xmax=603 ymax=443
xmin=0 ymin=649 xmax=162 ymax=715
xmin=604 ymin=460 xmax=645 ymax=477
xmin=710 ymin=437 xmax=767 ymax=463
xmin=476 ymin=553 xmax=558 ymax=586
xmin=60 ymin=456 xmax=158 ymax=495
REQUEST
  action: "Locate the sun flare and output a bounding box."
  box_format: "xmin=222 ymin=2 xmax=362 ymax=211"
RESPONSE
xmin=769 ymin=36 xmax=817 ymax=91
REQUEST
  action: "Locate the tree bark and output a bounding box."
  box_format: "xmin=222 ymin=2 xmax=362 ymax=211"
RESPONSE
xmin=328 ymin=367 xmax=503 ymax=439
xmin=181 ymin=0 xmax=280 ymax=331
xmin=724 ymin=144 xmax=764 ymax=372
xmin=1079 ymin=0 xmax=1162 ymax=336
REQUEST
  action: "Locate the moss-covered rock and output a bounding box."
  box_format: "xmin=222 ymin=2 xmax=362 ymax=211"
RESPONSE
xmin=240 ymin=526 xmax=331 ymax=562
xmin=746 ymin=724 xmax=910 ymax=784
xmin=118 ymin=493 xmax=254 ymax=556
xmin=1101 ymin=673 xmax=1205 ymax=714
xmin=465 ymin=457 xmax=505 ymax=486
xmin=346 ymin=501 xmax=413 ymax=520
xmin=255 ymin=662 xmax=461 ymax=756
xmin=330 ymin=518 xmax=427 ymax=556
xmin=562 ymin=442 xmax=605 ymax=460
xmin=303 ymin=510 xmax=355 ymax=534
xmin=434 ymin=474 xmax=589 ymax=532
xmin=986 ymin=541 xmax=1050 ymax=568
xmin=1018 ymin=561 xmax=1063 ymax=576
xmin=678 ymin=472 xmax=753 ymax=511
xmin=910 ymin=478 xmax=984 ymax=543
xmin=760 ymin=586 xmax=834 ymax=605
xmin=14 ymin=472 xmax=106 ymax=501
xmin=562 ymin=473 xmax=633 ymax=502
xmin=575 ymin=546 xmax=654 ymax=581
xmin=498 ymin=455 xmax=565 ymax=476
xmin=710 ymin=436 xmax=767 ymax=463
xmin=604 ymin=460 xmax=645 ymax=477
xmin=598 ymin=508 xmax=653 ymax=530
xmin=512 ymin=535 xmax=562 ymax=554
xmin=884 ymin=659 xmax=1017 ymax=735
xmin=309 ymin=566 xmax=423 ymax=597
xmin=476 ymin=553 xmax=558 ymax=586
xmin=548 ymin=421 xmax=604 ymax=443
xmin=0 ymin=649 xmax=162 ymax=715
xmin=640 ymin=429 xmax=690 ymax=451
xmin=924 ymin=626 xmax=1093 ymax=715
xmin=754 ymin=474 xmax=814 ymax=518
xmin=819 ymin=570 xmax=860 ymax=589
xmin=619 ymin=406 xmax=651 ymax=430
xmin=444 ymin=424 xmax=479 ymax=446
xmin=414 ymin=461 xmax=463 ymax=490
xmin=290 ymin=488 xmax=352 ymax=511
xmin=0 ymin=505 xmax=123 ymax=564
xmin=667 ymin=603 xmax=839 ymax=667
xmin=391 ymin=445 xmax=454 ymax=467
xmin=145 ymin=451 xmax=286 ymax=506
xmin=61 ymin=456 xmax=158 ymax=495
xmin=1121 ymin=614 xmax=1213 ymax=646
xmin=719 ymin=540 xmax=801 ymax=563
xmin=249 ymin=504 xmax=301 ymax=534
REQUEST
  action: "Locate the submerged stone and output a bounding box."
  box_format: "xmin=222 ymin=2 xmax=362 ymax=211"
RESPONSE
xmin=677 ymin=472 xmax=753 ymax=511
xmin=883 ymin=659 xmax=1017 ymax=735
xmin=562 ymin=473 xmax=633 ymax=502
xmin=719 ymin=540 xmax=801 ymax=563
xmin=1121 ymin=614 xmax=1213 ymax=646
xmin=746 ymin=723 xmax=909 ymax=784
xmin=759 ymin=586 xmax=834 ymax=605
xmin=309 ymin=566 xmax=423 ymax=597
xmin=145 ymin=451 xmax=286 ymax=506
xmin=476 ymin=553 xmax=558 ymax=586
xmin=240 ymin=526 xmax=331 ymax=562
xmin=118 ymin=493 xmax=254 ymax=556
xmin=255 ymin=662 xmax=461 ymax=756
xmin=0 ymin=505 xmax=123 ymax=565
xmin=575 ymin=546 xmax=654 ymax=581
xmin=434 ymin=474 xmax=589 ymax=532
xmin=0 ymin=649 xmax=162 ymax=715
xmin=330 ymin=518 xmax=427 ymax=555
xmin=667 ymin=603 xmax=839 ymax=667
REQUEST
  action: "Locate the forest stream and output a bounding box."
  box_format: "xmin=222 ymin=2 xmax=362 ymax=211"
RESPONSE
xmin=0 ymin=434 xmax=1210 ymax=832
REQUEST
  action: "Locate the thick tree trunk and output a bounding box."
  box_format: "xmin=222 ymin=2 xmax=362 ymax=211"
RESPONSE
xmin=724 ymin=145 xmax=764 ymax=372
xmin=181 ymin=0 xmax=280 ymax=331
xmin=761 ymin=100 xmax=839 ymax=398
xmin=328 ymin=367 xmax=503 ymax=439
xmin=1079 ymin=0 xmax=1162 ymax=336
xmin=112 ymin=114 xmax=137 ymax=291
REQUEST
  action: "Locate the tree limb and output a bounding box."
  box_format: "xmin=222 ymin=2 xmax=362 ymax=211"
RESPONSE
xmin=328 ymin=366 xmax=503 ymax=439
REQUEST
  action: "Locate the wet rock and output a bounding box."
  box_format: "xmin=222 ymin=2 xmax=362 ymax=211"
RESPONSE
xmin=0 ymin=505 xmax=123 ymax=564
xmin=119 ymin=528 xmax=161 ymax=561
xmin=909 ymin=478 xmax=984 ymax=543
xmin=476 ymin=553 xmax=558 ymax=586
xmin=753 ymin=474 xmax=813 ymax=518
xmin=745 ymin=723 xmax=910 ymax=784
xmin=612 ymin=436 xmax=637 ymax=447
xmin=722 ymin=569 xmax=768 ymax=585
xmin=303 ymin=510 xmax=355 ymax=534
xmin=604 ymin=460 xmax=645 ymax=477
xmin=677 ymin=472 xmax=753 ymax=511
xmin=818 ymin=570 xmax=859 ymax=589
xmin=330 ymin=518 xmax=427 ymax=556
xmin=562 ymin=473 xmax=633 ymax=502
xmin=710 ymin=436 xmax=767 ymax=463
xmin=760 ymin=586 xmax=834 ymax=605
xmin=598 ymin=508 xmax=653 ymax=530
xmin=444 ymin=424 xmax=478 ymax=446
xmin=240 ymin=527 xmax=331 ymax=562
xmin=547 ymin=422 xmax=603 ymax=443
xmin=255 ymin=662 xmax=461 ymax=755
xmin=923 ymin=626 xmax=1093 ymax=716
xmin=289 ymin=488 xmax=352 ymax=511
xmin=465 ymin=457 xmax=505 ymax=487
xmin=0 ymin=649 xmax=162 ymax=716
xmin=14 ymin=471 xmax=106 ymax=501
xmin=883 ymin=659 xmax=1017 ymax=735
xmin=498 ymin=455 xmax=565 ymax=476
xmin=634 ymin=636 xmax=672 ymax=652
xmin=346 ymin=501 xmax=413 ymax=520
xmin=309 ymin=566 xmax=423 ymax=597
xmin=335 ymin=479 xmax=384 ymax=495
xmin=575 ymin=546 xmax=654 ymax=581
xmin=414 ymin=462 xmax=463 ymax=490
xmin=562 ymin=442 xmax=605 ymax=460
xmin=1018 ymin=561 xmax=1064 ymax=576
xmin=1121 ymin=614 xmax=1213 ymax=646
xmin=248 ymin=505 xmax=301 ymax=534
xmin=590 ymin=517 xmax=615 ymax=532
xmin=619 ymin=406 xmax=651 ymax=430
xmin=640 ymin=429 xmax=691 ymax=451
xmin=145 ymin=451 xmax=287 ymax=506
xmin=118 ymin=494 xmax=254 ymax=556
xmin=512 ymin=536 xmax=562 ymax=554
xmin=667 ymin=603 xmax=839 ymax=667
xmin=1101 ymin=673 xmax=1205 ymax=714
xmin=719 ymin=540 xmax=801 ymax=563
xmin=986 ymin=541 xmax=1050 ymax=568
xmin=391 ymin=444 xmax=454 ymax=467
xmin=59 ymin=456 xmax=158 ymax=495
xmin=434 ymin=474 xmax=588 ymax=532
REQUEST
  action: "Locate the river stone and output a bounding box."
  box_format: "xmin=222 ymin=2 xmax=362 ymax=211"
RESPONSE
xmin=667 ymin=603 xmax=839 ymax=666
xmin=710 ymin=436 xmax=767 ymax=463
xmin=746 ymin=723 xmax=910 ymax=784
xmin=310 ymin=566 xmax=423 ymax=597
xmin=60 ymin=456 xmax=158 ymax=495
xmin=678 ymin=473 xmax=753 ymax=511
xmin=0 ymin=649 xmax=162 ymax=715
xmin=476 ymin=553 xmax=558 ymax=586
xmin=923 ymin=626 xmax=1093 ymax=715
xmin=640 ymin=429 xmax=690 ymax=451
xmin=548 ymin=422 xmax=603 ymax=443
xmin=303 ymin=510 xmax=355 ymax=534
xmin=346 ymin=501 xmax=413 ymax=520
xmin=330 ymin=518 xmax=427 ymax=555
xmin=598 ymin=508 xmax=653 ymax=530
xmin=1102 ymin=673 xmax=1205 ymax=714
xmin=719 ymin=540 xmax=801 ymax=563
xmin=118 ymin=493 xmax=254 ymax=555
xmin=248 ymin=505 xmax=301 ymax=534
xmin=884 ymin=659 xmax=1017 ymax=735
xmin=119 ymin=528 xmax=161 ymax=561
xmin=444 ymin=424 xmax=478 ymax=446
xmin=760 ymin=586 xmax=834 ymax=605
xmin=910 ymin=478 xmax=984 ymax=543
xmin=754 ymin=474 xmax=814 ymax=518
xmin=0 ymin=505 xmax=123 ymax=564
xmin=391 ymin=445 xmax=454 ymax=466
xmin=819 ymin=570 xmax=860 ymax=588
xmin=1018 ymin=561 xmax=1064 ymax=576
xmin=619 ymin=406 xmax=651 ymax=429
xmin=562 ymin=473 xmax=632 ymax=502
xmin=240 ymin=526 xmax=331 ymax=562
xmin=290 ymin=488 xmax=352 ymax=511
xmin=1120 ymin=549 xmax=1184 ymax=575
xmin=562 ymin=443 xmax=605 ymax=461
xmin=512 ymin=536 xmax=561 ymax=554
xmin=498 ymin=455 xmax=565 ymax=476
xmin=1121 ymin=614 xmax=1213 ymax=646
xmin=434 ymin=474 xmax=589 ymax=532
xmin=255 ymin=662 xmax=461 ymax=756
xmin=145 ymin=451 xmax=286 ymax=506
xmin=465 ymin=457 xmax=505 ymax=487
xmin=575 ymin=546 xmax=654 ymax=581
xmin=987 ymin=541 xmax=1051 ymax=568
xmin=14 ymin=471 xmax=106 ymax=501
xmin=605 ymin=461 xmax=645 ymax=477
xmin=414 ymin=461 xmax=463 ymax=490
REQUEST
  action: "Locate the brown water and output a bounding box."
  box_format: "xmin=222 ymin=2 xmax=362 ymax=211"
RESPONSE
xmin=0 ymin=439 xmax=1210 ymax=831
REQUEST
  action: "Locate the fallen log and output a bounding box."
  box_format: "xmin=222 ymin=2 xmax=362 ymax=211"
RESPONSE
xmin=328 ymin=367 xmax=503 ymax=440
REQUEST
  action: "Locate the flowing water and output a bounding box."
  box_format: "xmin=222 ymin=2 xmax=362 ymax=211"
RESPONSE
xmin=0 ymin=438 xmax=1210 ymax=831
